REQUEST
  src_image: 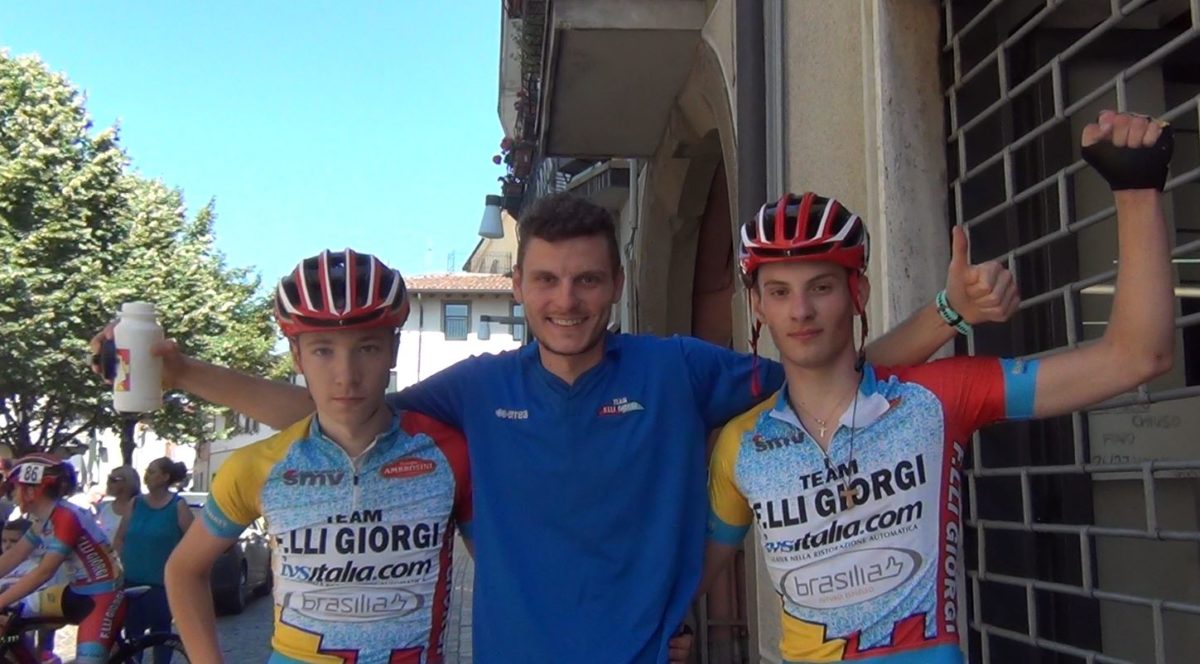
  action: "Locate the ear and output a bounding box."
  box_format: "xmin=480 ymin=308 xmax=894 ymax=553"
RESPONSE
xmin=511 ymin=266 xmax=524 ymax=304
xmin=389 ymin=333 xmax=401 ymax=364
xmin=289 ymin=340 xmax=303 ymax=375
xmin=853 ymin=274 xmax=871 ymax=314
xmin=611 ymin=266 xmax=625 ymax=304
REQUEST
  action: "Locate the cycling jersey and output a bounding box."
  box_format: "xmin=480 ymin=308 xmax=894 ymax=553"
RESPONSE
xmin=708 ymin=357 xmax=1038 ymax=663
xmin=23 ymin=501 xmax=125 ymax=663
xmin=203 ymin=409 xmax=471 ymax=664
xmin=24 ymin=500 xmax=123 ymax=595
xmin=390 ymin=333 xmax=785 ymax=664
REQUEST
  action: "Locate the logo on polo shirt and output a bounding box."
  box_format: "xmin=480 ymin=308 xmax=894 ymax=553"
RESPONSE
xmin=494 ymin=408 xmax=529 ymax=420
xmin=597 ymin=396 xmax=644 ymax=417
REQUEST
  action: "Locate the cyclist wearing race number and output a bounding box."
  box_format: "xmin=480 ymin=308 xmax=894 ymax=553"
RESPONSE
xmin=703 ymin=111 xmax=1177 ymax=663
xmin=164 ymin=249 xmax=471 ymax=664
xmin=0 ymin=455 xmax=125 ymax=664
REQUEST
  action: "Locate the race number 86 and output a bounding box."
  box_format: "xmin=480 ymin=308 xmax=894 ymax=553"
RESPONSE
xmin=20 ymin=464 xmax=44 ymax=483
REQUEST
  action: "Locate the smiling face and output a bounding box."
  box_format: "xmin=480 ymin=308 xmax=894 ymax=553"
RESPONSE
xmin=751 ymin=260 xmax=868 ymax=371
xmin=290 ymin=326 xmax=399 ymax=431
xmin=513 ymin=234 xmax=624 ymax=374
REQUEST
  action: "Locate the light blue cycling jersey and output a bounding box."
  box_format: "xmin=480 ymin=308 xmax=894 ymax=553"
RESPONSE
xmin=203 ymin=409 xmax=471 ymax=664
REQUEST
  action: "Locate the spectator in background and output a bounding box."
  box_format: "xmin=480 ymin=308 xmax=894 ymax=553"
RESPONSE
xmin=0 ymin=519 xmax=37 ymax=583
xmin=0 ymin=459 xmax=13 ymax=523
xmin=95 ymin=467 xmax=140 ymax=542
xmin=115 ymin=458 xmax=192 ymax=663
xmin=66 ymin=481 xmax=101 ymax=516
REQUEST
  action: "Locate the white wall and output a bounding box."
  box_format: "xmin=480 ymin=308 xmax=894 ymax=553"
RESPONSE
xmin=71 ymin=425 xmax=199 ymax=498
xmin=396 ymin=293 xmax=523 ymax=389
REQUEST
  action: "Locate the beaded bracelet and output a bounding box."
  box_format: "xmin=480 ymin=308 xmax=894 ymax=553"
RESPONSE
xmin=935 ymin=289 xmax=972 ymax=335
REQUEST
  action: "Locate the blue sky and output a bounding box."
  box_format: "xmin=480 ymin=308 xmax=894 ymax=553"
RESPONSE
xmin=0 ymin=1 xmax=505 ymax=287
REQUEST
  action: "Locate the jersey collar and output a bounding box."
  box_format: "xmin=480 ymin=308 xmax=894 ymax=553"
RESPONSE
xmin=309 ymin=405 xmax=404 ymax=461
xmin=767 ymin=363 xmax=891 ymax=432
xmin=521 ymin=332 xmax=621 ymax=393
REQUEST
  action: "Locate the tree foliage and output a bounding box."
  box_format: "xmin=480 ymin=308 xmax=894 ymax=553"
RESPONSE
xmin=0 ymin=51 xmax=279 ymax=457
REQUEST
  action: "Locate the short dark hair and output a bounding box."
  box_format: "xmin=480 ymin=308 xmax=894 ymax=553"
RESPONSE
xmin=516 ymin=193 xmax=621 ymax=274
xmin=3 ymin=518 xmax=31 ymax=535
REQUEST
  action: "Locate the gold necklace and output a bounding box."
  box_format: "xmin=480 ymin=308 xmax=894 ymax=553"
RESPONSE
xmin=794 ymin=386 xmax=863 ymax=508
xmin=793 ymin=392 xmax=852 ymax=440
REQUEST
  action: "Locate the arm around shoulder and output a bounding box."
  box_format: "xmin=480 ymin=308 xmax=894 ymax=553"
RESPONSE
xmin=175 ymin=354 xmax=314 ymax=430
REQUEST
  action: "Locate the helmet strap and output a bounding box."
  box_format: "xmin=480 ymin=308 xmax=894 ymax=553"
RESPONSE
xmin=849 ymin=271 xmax=868 ymax=373
xmin=748 ymin=295 xmax=763 ymax=398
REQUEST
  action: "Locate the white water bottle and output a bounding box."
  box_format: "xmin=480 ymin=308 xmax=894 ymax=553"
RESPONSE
xmin=112 ymin=301 xmax=164 ymax=412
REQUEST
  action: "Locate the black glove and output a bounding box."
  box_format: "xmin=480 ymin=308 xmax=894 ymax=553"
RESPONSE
xmin=1081 ymin=122 xmax=1173 ymax=191
xmin=91 ymin=338 xmax=118 ymax=382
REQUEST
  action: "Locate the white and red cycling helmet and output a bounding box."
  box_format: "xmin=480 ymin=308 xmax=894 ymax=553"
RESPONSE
xmin=739 ymin=193 xmax=872 ymax=391
xmin=274 ymin=249 xmax=410 ymax=338
xmin=6 ymin=453 xmax=77 ymax=498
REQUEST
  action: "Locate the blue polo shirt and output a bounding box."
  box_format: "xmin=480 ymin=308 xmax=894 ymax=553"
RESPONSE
xmin=389 ymin=333 xmax=783 ymax=663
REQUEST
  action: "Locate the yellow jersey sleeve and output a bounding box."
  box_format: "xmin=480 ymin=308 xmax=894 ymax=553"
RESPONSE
xmin=707 ymin=407 xmax=759 ymax=545
xmin=203 ymin=416 xmax=310 ymax=539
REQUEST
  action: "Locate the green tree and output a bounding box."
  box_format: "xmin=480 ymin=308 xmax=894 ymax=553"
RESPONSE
xmin=0 ymin=51 xmax=279 ymax=461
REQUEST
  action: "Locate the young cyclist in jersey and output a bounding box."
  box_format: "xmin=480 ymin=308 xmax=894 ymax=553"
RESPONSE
xmin=0 ymin=455 xmax=125 ymax=664
xmin=703 ymin=110 xmax=1176 ymax=663
xmin=164 ymin=249 xmax=471 ymax=664
xmin=98 ymin=204 xmax=1017 ymax=663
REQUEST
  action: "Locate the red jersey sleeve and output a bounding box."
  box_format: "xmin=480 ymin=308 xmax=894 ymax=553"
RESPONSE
xmin=876 ymin=355 xmax=1038 ymax=443
xmin=401 ymin=411 xmax=473 ymax=534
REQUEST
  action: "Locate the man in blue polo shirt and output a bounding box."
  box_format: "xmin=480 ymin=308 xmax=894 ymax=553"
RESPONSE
xmin=92 ymin=194 xmax=1016 ymax=662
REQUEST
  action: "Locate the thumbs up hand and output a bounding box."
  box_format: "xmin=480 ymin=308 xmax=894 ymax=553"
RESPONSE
xmin=945 ymin=225 xmax=1020 ymax=325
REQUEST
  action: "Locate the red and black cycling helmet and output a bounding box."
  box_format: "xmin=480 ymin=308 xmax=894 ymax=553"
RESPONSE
xmin=739 ymin=192 xmax=869 ymax=289
xmin=739 ymin=193 xmax=872 ymax=392
xmin=274 ymin=249 xmax=410 ymax=338
xmin=6 ymin=453 xmax=77 ymax=498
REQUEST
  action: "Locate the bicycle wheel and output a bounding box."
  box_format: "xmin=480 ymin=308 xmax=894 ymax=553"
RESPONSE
xmin=108 ymin=632 xmax=190 ymax=663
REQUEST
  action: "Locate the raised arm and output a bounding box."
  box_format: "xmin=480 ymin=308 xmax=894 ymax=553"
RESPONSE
xmin=89 ymin=325 xmax=313 ymax=429
xmin=1033 ymin=112 xmax=1175 ymax=418
xmin=172 ymin=350 xmax=313 ymax=429
xmin=865 ymin=228 xmax=1019 ymax=366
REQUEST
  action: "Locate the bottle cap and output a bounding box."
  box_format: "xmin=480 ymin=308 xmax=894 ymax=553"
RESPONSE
xmin=120 ymin=302 xmax=157 ymax=316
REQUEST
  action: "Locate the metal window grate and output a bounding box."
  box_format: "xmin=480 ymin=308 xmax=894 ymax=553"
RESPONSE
xmin=444 ymin=303 xmax=471 ymax=341
xmin=942 ymin=1 xmax=1200 ymax=662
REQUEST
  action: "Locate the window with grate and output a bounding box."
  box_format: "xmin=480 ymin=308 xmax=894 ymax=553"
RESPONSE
xmin=942 ymin=1 xmax=1200 ymax=662
xmin=443 ymin=302 xmax=471 ymax=341
xmin=512 ymin=302 xmax=526 ymax=342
